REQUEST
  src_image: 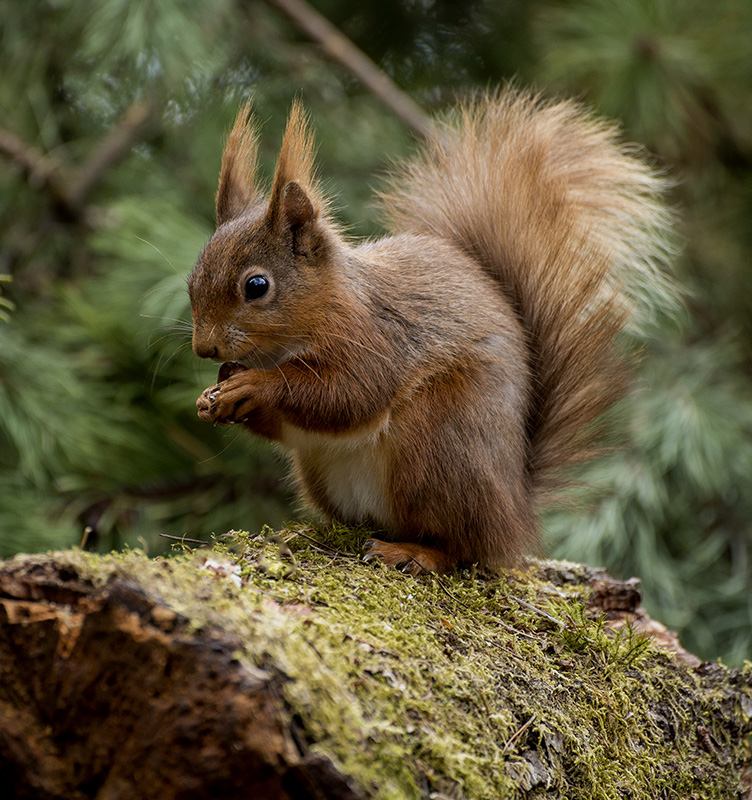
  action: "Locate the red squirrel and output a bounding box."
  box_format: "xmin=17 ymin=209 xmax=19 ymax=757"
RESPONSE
xmin=189 ymin=88 xmax=675 ymax=574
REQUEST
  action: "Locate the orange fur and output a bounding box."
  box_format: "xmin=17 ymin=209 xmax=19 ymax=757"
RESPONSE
xmin=215 ymin=101 xmax=262 ymax=225
xmin=189 ymin=89 xmax=676 ymax=573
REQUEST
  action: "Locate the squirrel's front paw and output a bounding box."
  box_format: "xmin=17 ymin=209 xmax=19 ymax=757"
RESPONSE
xmin=196 ymin=374 xmax=257 ymax=425
xmin=196 ymin=384 xmax=223 ymax=422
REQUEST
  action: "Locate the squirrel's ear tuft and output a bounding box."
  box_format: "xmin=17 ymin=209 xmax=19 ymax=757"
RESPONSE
xmin=216 ymin=101 xmax=262 ymax=226
xmin=270 ymin=100 xmax=317 ymax=196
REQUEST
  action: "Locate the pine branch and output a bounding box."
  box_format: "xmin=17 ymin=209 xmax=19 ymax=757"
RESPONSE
xmin=260 ymin=0 xmax=431 ymax=139
xmin=0 ymin=127 xmax=72 ymax=213
xmin=66 ymin=98 xmax=157 ymax=209
xmin=0 ymin=99 xmax=157 ymax=220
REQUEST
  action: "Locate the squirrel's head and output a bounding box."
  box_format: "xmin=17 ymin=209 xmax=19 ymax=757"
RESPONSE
xmin=189 ymin=101 xmax=336 ymax=368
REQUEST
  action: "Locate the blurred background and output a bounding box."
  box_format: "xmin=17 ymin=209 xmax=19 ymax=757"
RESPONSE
xmin=1 ymin=0 xmax=750 ymax=665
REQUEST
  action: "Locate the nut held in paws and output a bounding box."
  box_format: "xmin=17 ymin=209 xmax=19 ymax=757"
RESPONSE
xmin=218 ymin=362 xmax=249 ymax=382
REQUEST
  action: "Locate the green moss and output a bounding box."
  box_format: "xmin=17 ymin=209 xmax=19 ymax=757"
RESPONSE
xmin=19 ymin=526 xmax=752 ymax=800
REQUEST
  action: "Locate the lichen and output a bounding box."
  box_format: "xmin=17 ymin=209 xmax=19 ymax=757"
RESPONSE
xmin=20 ymin=524 xmax=752 ymax=800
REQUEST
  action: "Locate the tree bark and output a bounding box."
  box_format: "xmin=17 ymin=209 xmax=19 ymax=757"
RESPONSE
xmin=0 ymin=542 xmax=750 ymax=799
xmin=0 ymin=562 xmax=362 ymax=800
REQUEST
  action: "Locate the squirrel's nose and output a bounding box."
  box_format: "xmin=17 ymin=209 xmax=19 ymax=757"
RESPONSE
xmin=192 ymin=334 xmax=219 ymax=360
xmin=195 ymin=345 xmax=218 ymax=360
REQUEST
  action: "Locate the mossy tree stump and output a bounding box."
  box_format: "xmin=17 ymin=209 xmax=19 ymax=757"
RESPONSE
xmin=0 ymin=527 xmax=750 ymax=799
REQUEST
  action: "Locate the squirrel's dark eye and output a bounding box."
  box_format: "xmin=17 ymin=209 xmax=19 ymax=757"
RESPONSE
xmin=244 ymin=275 xmax=269 ymax=301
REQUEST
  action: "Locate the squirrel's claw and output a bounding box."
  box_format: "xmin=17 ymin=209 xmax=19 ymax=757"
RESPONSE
xmin=196 ymin=385 xmax=218 ymax=421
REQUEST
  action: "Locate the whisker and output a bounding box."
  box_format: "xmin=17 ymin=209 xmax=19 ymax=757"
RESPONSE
xmin=198 ymin=425 xmax=247 ymax=463
xmin=290 ymin=354 xmax=324 ymax=383
xmin=322 ymin=331 xmax=392 ymax=361
xmin=236 ymin=326 xmax=392 ymax=363
xmin=135 ymin=235 xmax=184 ymax=277
xmin=147 ymin=341 xmax=194 ymax=389
xmin=275 ymin=361 xmax=294 ymax=401
xmin=148 ymin=330 xmax=191 ymax=349
xmin=141 ymin=313 xmax=193 ymax=326
xmin=234 ymin=331 xmax=321 ymax=384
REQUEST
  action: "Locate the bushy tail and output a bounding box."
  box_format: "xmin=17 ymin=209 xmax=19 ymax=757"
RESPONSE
xmin=377 ymin=88 xmax=677 ymax=498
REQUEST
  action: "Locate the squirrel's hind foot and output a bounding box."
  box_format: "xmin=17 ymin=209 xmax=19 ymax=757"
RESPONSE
xmin=363 ymin=539 xmax=455 ymax=575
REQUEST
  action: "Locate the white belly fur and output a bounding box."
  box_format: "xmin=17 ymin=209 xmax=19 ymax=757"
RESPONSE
xmin=280 ymin=417 xmax=392 ymax=525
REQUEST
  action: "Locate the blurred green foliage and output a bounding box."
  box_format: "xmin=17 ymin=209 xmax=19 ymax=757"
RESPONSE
xmin=0 ymin=0 xmax=750 ymax=664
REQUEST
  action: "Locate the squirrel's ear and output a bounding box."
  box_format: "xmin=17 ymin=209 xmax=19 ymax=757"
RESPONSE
xmin=280 ymin=181 xmax=319 ymax=255
xmin=282 ymin=181 xmax=316 ymax=228
xmin=216 ymin=101 xmax=262 ymax=226
xmin=265 ymin=102 xmax=325 ymax=255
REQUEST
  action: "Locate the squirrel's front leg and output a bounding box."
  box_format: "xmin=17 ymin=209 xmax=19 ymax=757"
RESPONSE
xmin=198 ymin=348 xmax=398 ymax=436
